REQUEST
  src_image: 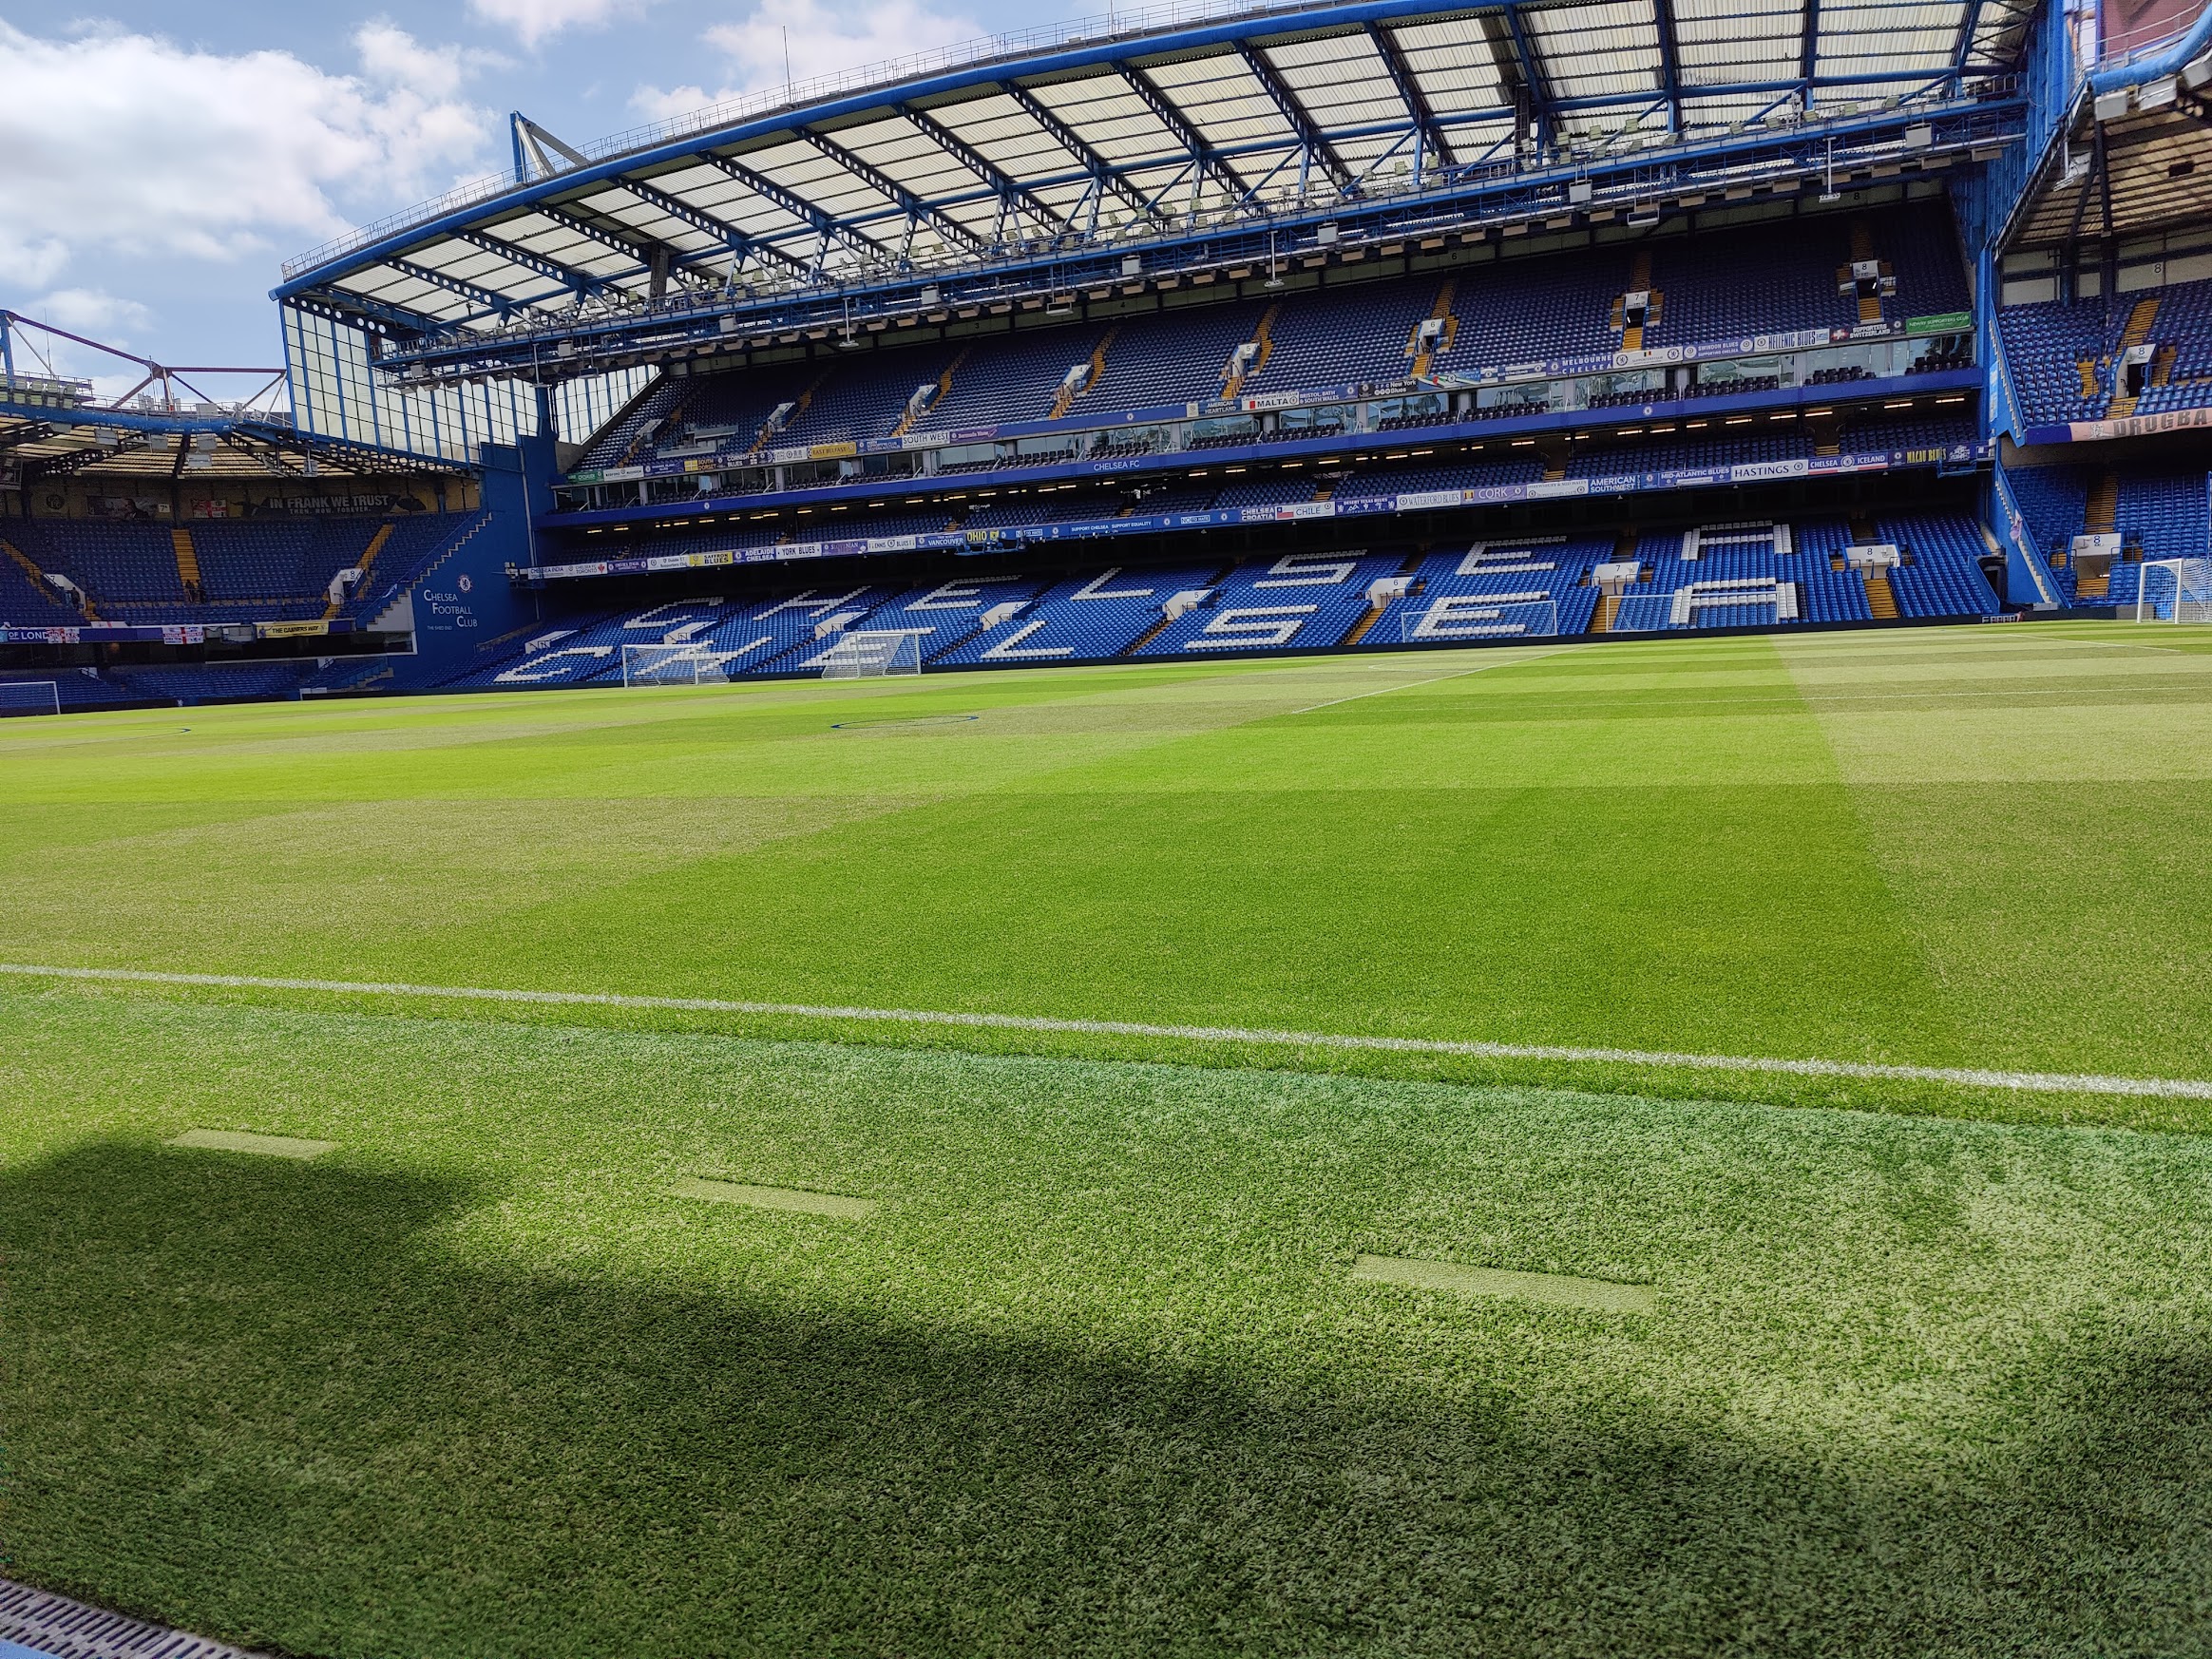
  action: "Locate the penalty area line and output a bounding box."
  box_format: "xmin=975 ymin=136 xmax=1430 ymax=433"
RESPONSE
xmin=4 ymin=962 xmax=2211 ymax=1101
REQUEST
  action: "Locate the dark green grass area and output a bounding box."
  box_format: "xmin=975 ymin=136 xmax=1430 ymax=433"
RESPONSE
xmin=10 ymin=989 xmax=2212 ymax=1658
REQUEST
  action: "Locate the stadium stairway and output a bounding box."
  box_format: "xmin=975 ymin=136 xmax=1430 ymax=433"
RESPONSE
xmin=326 ymin=524 xmax=396 ymax=620
xmin=894 ymin=349 xmax=968 ymax=437
xmin=1846 ymin=219 xmax=1887 ymax=324
xmin=2107 ymin=297 xmax=2163 ymax=417
xmin=1863 ymin=568 xmax=1899 ymax=618
xmin=1 ymin=538 xmax=80 ymax=619
xmin=1052 ymin=329 xmax=1118 ymax=419
xmin=1407 ymin=279 xmax=1459 ymax=378
xmin=169 ymin=529 xmax=202 ymax=601
xmin=1222 ymin=304 xmax=1280 ymax=400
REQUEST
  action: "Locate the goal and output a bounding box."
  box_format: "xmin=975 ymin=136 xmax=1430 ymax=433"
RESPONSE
xmin=2133 ymin=558 xmax=2212 ymax=623
xmin=1399 ymin=597 xmax=1558 ymax=641
xmin=0 ymin=679 xmax=61 ymax=717
xmin=816 ymin=631 xmax=925 ymax=677
xmin=621 ymin=643 xmax=735 ymax=687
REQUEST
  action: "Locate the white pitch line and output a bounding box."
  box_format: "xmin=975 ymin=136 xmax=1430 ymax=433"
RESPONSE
xmin=1287 ymin=648 xmax=1563 ymax=715
xmin=5 ymin=962 xmax=2210 ymax=1101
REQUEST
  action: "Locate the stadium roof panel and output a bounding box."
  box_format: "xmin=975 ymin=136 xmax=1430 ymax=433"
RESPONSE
xmin=279 ymin=0 xmax=2036 ymax=339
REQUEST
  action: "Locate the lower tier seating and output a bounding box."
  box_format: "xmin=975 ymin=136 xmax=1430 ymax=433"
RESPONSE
xmin=456 ymin=507 xmax=2001 ymax=691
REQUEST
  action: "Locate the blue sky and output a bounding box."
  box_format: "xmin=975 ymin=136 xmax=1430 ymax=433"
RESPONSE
xmin=0 ymin=0 xmax=1048 ymax=398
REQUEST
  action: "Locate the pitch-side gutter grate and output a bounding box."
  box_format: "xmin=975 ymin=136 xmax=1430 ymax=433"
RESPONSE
xmin=0 ymin=1577 xmax=270 ymax=1659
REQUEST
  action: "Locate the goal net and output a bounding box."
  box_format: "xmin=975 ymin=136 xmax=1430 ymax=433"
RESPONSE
xmin=621 ymin=643 xmax=736 ymax=687
xmin=0 ymin=679 xmax=61 ymax=717
xmin=2134 ymin=558 xmax=2212 ymax=623
xmin=1398 ymin=597 xmax=1558 ymax=641
xmin=816 ymin=631 xmax=925 ymax=677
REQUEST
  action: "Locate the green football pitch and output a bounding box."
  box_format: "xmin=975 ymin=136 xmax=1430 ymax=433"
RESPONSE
xmin=5 ymin=622 xmax=2212 ymax=1656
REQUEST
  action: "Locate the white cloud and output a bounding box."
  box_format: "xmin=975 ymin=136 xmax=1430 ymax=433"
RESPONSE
xmin=468 ymin=0 xmax=644 ymax=49
xmin=29 ymin=288 xmax=153 ymax=337
xmin=633 ymin=0 xmax=983 ymax=120
xmin=356 ymin=20 xmax=503 ymax=101
xmin=0 ymin=21 xmax=492 ymax=286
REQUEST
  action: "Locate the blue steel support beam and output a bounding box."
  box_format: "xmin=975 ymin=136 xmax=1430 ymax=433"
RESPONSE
xmin=1654 ymin=0 xmax=1686 ymax=132
xmin=693 ymin=152 xmax=893 ymax=269
xmin=1503 ymin=6 xmax=1554 ymax=152
xmin=451 ymin=227 xmax=624 ymax=298
xmin=1115 ymin=64 xmax=1244 ymax=213
xmin=1231 ymin=40 xmax=1360 ymax=194
xmin=1366 ymin=21 xmax=1454 ymax=175
xmin=387 ymin=257 xmax=527 ymax=317
xmin=896 ymin=103 xmax=1077 ymax=236
xmin=603 ymin=176 xmax=786 ymax=274
xmin=532 ymin=201 xmax=746 ymax=288
xmin=286 ymin=290 xmax=448 ymax=338
xmin=797 ymin=127 xmax=994 ymax=257
xmin=998 ymin=82 xmax=1165 ymax=226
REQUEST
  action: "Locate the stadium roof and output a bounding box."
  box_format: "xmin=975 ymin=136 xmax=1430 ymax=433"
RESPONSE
xmin=0 ymin=406 xmax=464 ymax=484
xmin=2001 ymin=18 xmax=2212 ymax=252
xmin=279 ymin=0 xmax=2038 ymax=339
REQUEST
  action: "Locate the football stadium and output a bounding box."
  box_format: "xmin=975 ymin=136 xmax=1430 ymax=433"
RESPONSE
xmin=5 ymin=0 xmax=2212 ymax=1652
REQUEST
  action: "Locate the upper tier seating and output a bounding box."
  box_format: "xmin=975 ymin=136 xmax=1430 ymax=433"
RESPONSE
xmin=585 ymin=202 xmax=1973 ymax=479
xmin=1998 ymin=275 xmax=2212 ymax=424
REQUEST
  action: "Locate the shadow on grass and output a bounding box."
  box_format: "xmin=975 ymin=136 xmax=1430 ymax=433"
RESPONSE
xmin=5 ymin=1141 xmax=2209 ymax=1659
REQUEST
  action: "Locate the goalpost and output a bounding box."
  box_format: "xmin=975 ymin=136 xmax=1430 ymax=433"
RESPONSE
xmin=620 ymin=644 xmax=735 ymax=687
xmin=816 ymin=631 xmax=925 ymax=678
xmin=2133 ymin=559 xmax=2212 ymax=623
xmin=1398 ymin=598 xmax=1558 ymax=641
xmin=0 ymin=680 xmax=62 ymax=717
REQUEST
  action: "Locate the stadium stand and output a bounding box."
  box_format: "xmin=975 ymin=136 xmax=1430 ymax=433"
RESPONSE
xmin=2005 ymin=464 xmax=2211 ymax=602
xmin=0 ymin=512 xmax=490 ymax=627
xmin=456 ymin=502 xmax=2000 ymax=689
xmin=1998 ymin=276 xmax=2212 ymax=425
xmin=573 ymin=201 xmax=1975 ymax=492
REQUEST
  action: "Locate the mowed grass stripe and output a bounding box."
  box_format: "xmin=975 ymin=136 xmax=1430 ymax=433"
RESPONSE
xmin=8 ymin=962 xmax=2210 ymax=1099
xmin=167 ymin=1129 xmax=335 ymax=1160
xmin=674 ymin=1176 xmax=876 ymax=1219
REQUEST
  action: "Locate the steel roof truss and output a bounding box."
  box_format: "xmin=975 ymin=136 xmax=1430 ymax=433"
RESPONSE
xmin=695 ymin=152 xmax=897 ymax=271
xmin=385 ymin=257 xmax=529 ymax=319
xmin=530 ymin=203 xmax=678 ymax=282
xmin=896 ymin=103 xmax=1074 ymax=238
xmin=999 ymin=81 xmax=1164 ymax=226
xmin=1365 ymin=22 xmax=1455 ymax=171
xmin=601 ymin=177 xmax=776 ymax=275
xmin=1231 ymin=40 xmax=1360 ymax=195
xmin=1115 ymin=65 xmax=1244 ymax=213
xmin=449 ymin=228 xmax=622 ymax=299
xmin=797 ymin=127 xmax=991 ymax=257
xmin=1654 ymin=0 xmax=1687 ymax=129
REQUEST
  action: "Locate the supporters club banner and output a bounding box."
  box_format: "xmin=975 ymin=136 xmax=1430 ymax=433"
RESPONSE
xmin=532 ymin=443 xmax=1990 ymax=584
